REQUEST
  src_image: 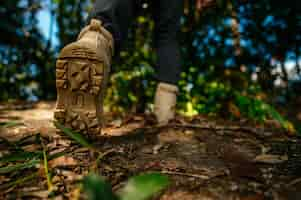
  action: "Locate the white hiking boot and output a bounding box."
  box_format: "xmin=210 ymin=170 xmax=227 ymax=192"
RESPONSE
xmin=154 ymin=82 xmax=179 ymax=125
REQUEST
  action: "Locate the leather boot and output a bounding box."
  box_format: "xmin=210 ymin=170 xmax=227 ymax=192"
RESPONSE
xmin=154 ymin=82 xmax=179 ymax=125
xmin=54 ymin=19 xmax=114 ymax=138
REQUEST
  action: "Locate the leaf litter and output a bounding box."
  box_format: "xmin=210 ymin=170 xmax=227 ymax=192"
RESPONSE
xmin=0 ymin=101 xmax=301 ymax=199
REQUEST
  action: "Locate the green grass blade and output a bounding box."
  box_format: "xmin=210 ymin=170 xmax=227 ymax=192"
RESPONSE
xmin=54 ymin=121 xmax=93 ymax=148
xmin=42 ymin=146 xmax=53 ymax=192
xmin=0 ymin=151 xmax=43 ymax=163
xmin=119 ymin=172 xmax=169 ymax=200
xmin=0 ymin=172 xmax=38 ymax=190
xmin=0 ymin=121 xmax=24 ymax=128
xmin=0 ymin=148 xmax=69 ymax=167
xmin=1 ymin=140 xmax=68 ymax=164
xmin=83 ymin=173 xmax=117 ymax=200
xmin=0 ymin=159 xmax=40 ymax=174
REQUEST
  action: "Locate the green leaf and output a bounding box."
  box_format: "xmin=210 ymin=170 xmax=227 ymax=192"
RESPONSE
xmin=0 ymin=121 xmax=23 ymax=128
xmin=0 ymin=159 xmax=40 ymax=174
xmin=0 ymin=148 xmax=68 ymax=163
xmin=54 ymin=121 xmax=93 ymax=148
xmin=119 ymin=173 xmax=169 ymax=200
xmin=83 ymin=173 xmax=117 ymax=200
xmin=0 ymin=151 xmax=43 ymax=163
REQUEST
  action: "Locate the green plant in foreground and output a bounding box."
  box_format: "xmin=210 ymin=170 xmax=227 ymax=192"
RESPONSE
xmin=83 ymin=173 xmax=169 ymax=200
xmin=0 ymin=134 xmax=69 ymax=192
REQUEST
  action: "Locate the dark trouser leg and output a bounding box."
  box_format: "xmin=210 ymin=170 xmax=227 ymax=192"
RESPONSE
xmin=153 ymin=0 xmax=183 ymax=85
xmin=90 ymin=0 xmax=183 ymax=84
xmin=89 ymin=0 xmax=133 ymax=51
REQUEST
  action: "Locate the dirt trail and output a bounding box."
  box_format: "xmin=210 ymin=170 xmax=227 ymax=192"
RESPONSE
xmin=1 ymin=102 xmax=301 ymax=200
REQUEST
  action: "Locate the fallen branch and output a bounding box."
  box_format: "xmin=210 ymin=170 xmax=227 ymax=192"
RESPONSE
xmin=169 ymin=123 xmax=273 ymax=139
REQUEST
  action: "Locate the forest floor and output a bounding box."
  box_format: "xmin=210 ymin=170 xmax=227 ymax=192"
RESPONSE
xmin=1 ymin=101 xmax=301 ymax=200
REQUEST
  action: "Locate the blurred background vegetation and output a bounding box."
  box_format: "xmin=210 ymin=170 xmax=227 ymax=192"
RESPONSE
xmin=0 ymin=0 xmax=300 ymax=130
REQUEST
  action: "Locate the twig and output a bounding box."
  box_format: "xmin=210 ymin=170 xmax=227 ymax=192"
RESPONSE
xmin=160 ymin=170 xmax=210 ymax=180
xmin=288 ymin=177 xmax=301 ymax=187
xmin=95 ymin=149 xmax=117 ymax=163
xmin=90 ymin=149 xmax=118 ymax=172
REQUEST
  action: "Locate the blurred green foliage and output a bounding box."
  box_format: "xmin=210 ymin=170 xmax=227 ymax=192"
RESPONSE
xmin=83 ymin=173 xmax=169 ymax=200
xmin=0 ymin=0 xmax=300 ymax=128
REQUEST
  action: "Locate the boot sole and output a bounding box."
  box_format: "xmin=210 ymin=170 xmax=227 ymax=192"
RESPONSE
xmin=54 ymin=53 xmax=105 ymax=138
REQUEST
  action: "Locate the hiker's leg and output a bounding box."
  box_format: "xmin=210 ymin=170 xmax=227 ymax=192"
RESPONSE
xmin=153 ymin=0 xmax=183 ymax=85
xmin=90 ymin=0 xmax=133 ymax=50
xmin=153 ymin=0 xmax=183 ymax=124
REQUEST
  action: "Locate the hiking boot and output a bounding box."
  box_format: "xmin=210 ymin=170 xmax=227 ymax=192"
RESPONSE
xmin=54 ymin=19 xmax=114 ymax=138
xmin=154 ymin=82 xmax=179 ymax=125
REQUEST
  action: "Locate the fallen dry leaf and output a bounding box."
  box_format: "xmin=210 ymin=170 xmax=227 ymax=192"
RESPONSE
xmin=49 ymin=156 xmax=78 ymax=168
xmin=22 ymin=144 xmax=40 ymax=152
xmin=24 ymin=190 xmax=49 ymax=199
